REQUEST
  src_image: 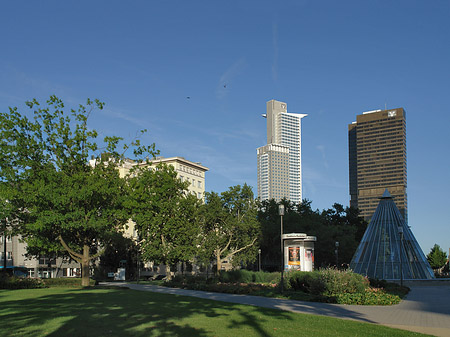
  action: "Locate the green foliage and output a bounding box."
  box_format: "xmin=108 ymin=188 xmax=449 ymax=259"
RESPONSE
xmin=199 ymin=184 xmax=261 ymax=272
xmin=0 ymin=96 xmax=157 ymax=286
xmin=126 ymin=164 xmax=201 ymax=267
xmin=336 ymin=288 xmax=402 ymax=305
xmin=97 ymin=233 xmax=137 ymax=280
xmin=42 ymin=278 xmax=96 ymax=287
xmin=217 ymin=270 xmax=279 ymax=283
xmin=165 ymin=268 xmax=405 ymax=306
xmin=285 ymin=271 xmax=325 ymax=295
xmin=0 ymin=274 xmax=45 ymax=289
xmin=426 ymin=244 xmax=448 ymax=270
xmin=258 ymin=199 xmax=367 ymax=269
xmin=319 ymin=268 xmax=369 ymax=295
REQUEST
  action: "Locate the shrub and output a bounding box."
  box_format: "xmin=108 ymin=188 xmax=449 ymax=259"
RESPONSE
xmin=286 ymin=271 xmax=325 ymax=295
xmin=319 ymin=268 xmax=369 ymax=295
xmin=218 ymin=270 xmax=279 ymax=284
xmin=43 ymin=278 xmax=96 ymax=287
xmin=336 ymin=288 xmax=402 ymax=305
xmin=0 ymin=274 xmax=45 ymax=289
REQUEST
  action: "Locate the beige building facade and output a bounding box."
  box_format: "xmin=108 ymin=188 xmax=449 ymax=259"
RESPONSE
xmin=118 ymin=156 xmax=208 ymax=200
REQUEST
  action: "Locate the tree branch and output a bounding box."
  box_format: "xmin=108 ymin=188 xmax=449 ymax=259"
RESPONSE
xmin=89 ymin=247 xmax=106 ymax=261
xmin=59 ymin=235 xmax=83 ymax=260
xmin=225 ymin=236 xmax=257 ymax=260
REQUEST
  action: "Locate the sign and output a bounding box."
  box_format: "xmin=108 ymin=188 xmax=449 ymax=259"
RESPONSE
xmin=288 ymin=247 xmax=300 ymax=265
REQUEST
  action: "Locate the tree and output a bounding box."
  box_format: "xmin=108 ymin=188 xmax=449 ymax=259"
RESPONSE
xmin=257 ymin=199 xmax=366 ymax=269
xmin=126 ymin=164 xmax=201 ymax=274
xmin=0 ymin=96 xmax=156 ymax=286
xmin=199 ymin=184 xmax=260 ymax=274
xmin=427 ymin=244 xmax=448 ymax=274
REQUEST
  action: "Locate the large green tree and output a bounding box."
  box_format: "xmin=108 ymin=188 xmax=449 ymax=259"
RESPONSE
xmin=427 ymin=244 xmax=448 ymax=273
xmin=0 ymin=96 xmax=156 ymax=286
xmin=199 ymin=184 xmax=260 ymax=274
xmin=126 ymin=164 xmax=201 ymax=274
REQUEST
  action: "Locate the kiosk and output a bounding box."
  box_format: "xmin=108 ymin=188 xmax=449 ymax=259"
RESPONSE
xmin=282 ymin=233 xmax=316 ymax=272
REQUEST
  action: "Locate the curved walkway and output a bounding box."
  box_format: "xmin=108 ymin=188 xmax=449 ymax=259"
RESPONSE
xmin=103 ymin=282 xmax=450 ymax=337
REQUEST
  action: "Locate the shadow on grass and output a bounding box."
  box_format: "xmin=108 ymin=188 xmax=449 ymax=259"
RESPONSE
xmin=122 ymin=283 xmax=379 ymax=324
xmin=0 ymin=287 xmax=296 ymax=337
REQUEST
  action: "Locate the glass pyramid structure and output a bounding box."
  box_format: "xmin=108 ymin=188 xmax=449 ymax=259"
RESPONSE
xmin=350 ymin=189 xmax=434 ymax=280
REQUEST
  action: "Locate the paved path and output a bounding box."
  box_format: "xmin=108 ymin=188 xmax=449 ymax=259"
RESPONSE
xmin=103 ymin=283 xmax=450 ymax=337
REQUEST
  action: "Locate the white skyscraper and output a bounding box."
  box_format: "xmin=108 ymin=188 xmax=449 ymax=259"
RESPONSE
xmin=257 ymin=99 xmax=307 ymax=204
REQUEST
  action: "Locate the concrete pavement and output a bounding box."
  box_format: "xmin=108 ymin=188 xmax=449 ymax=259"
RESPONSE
xmin=103 ymin=282 xmax=450 ymax=337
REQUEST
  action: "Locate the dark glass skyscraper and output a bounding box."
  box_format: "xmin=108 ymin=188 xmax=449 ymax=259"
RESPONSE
xmin=348 ymin=108 xmax=407 ymax=222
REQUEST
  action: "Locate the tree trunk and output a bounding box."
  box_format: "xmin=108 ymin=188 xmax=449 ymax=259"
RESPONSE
xmin=81 ymin=244 xmax=90 ymax=287
xmin=216 ymin=249 xmax=221 ymax=276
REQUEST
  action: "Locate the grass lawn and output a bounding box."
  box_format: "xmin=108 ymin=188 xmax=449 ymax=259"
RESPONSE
xmin=0 ymin=287 xmax=431 ymax=337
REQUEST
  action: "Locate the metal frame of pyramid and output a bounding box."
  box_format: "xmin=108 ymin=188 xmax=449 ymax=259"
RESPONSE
xmin=350 ymin=189 xmax=434 ymax=280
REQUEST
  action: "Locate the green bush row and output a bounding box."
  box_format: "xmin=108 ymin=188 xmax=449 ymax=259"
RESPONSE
xmin=43 ymin=278 xmax=96 ymax=287
xmin=166 ymin=268 xmax=406 ymax=306
xmin=169 ymin=270 xmax=280 ymax=285
xmin=0 ymin=274 xmax=46 ymax=289
xmin=284 ymin=268 xmax=369 ymax=296
xmin=218 ymin=270 xmax=279 ymax=284
xmin=0 ymin=275 xmax=96 ymax=289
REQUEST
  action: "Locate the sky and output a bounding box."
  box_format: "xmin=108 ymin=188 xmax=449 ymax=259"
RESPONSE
xmin=1 ymin=1 xmax=449 ymax=255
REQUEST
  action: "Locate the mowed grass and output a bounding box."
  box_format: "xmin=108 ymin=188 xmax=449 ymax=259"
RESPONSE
xmin=0 ymin=287 xmax=430 ymax=337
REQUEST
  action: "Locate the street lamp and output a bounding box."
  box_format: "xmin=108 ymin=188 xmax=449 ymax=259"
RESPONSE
xmin=335 ymin=241 xmax=339 ymax=268
xmin=398 ymin=226 xmax=404 ymax=287
xmin=258 ymin=249 xmax=261 ymax=272
xmin=133 ymin=228 xmax=140 ymax=283
xmin=279 ymin=204 xmax=285 ymax=293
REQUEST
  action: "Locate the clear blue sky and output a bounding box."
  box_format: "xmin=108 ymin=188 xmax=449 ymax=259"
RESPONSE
xmin=1 ymin=1 xmax=449 ymax=255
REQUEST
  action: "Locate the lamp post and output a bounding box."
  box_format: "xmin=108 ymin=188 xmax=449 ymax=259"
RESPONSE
xmin=2 ymin=200 xmax=9 ymax=274
xmin=398 ymin=226 xmax=404 ymax=287
xmin=2 ymin=230 xmax=6 ymax=274
xmin=335 ymin=241 xmax=339 ymax=268
xmin=279 ymin=204 xmax=285 ymax=293
xmin=258 ymin=249 xmax=261 ymax=272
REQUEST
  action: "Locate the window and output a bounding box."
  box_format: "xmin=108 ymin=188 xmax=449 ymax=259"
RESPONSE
xmin=198 ymin=181 xmax=201 ymax=188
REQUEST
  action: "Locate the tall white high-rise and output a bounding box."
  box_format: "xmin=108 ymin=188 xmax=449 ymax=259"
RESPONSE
xmin=257 ymin=99 xmax=307 ymax=204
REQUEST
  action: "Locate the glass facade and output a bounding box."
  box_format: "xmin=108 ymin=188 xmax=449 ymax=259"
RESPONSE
xmin=350 ymin=190 xmax=434 ymax=280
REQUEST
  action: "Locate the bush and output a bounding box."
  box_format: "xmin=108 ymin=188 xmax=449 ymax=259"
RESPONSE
xmin=286 ymin=271 xmax=325 ymax=295
xmin=218 ymin=270 xmax=279 ymax=284
xmin=336 ymin=288 xmax=402 ymax=305
xmin=319 ymin=268 xmax=369 ymax=295
xmin=0 ymin=274 xmax=45 ymax=289
xmin=43 ymin=278 xmax=96 ymax=287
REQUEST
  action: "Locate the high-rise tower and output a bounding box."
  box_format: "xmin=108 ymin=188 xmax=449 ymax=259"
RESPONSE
xmin=348 ymin=108 xmax=407 ymax=222
xmin=257 ymin=99 xmax=307 ymax=204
